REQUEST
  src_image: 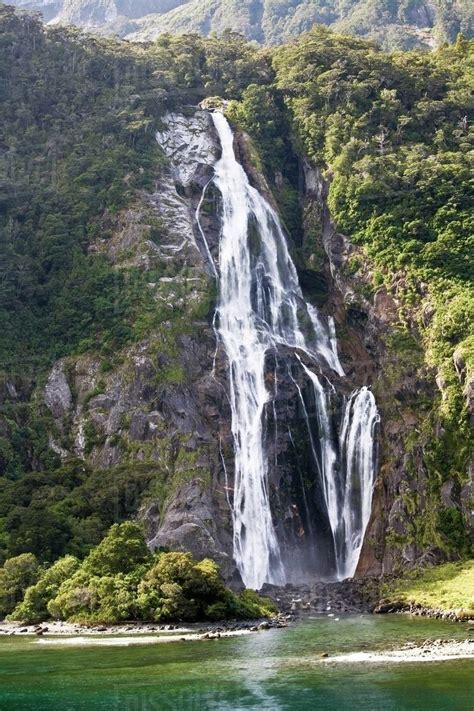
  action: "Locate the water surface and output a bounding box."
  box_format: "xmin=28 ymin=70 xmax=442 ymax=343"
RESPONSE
xmin=0 ymin=615 xmax=472 ymax=710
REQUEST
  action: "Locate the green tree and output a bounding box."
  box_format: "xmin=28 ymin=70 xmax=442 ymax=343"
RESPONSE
xmin=0 ymin=553 xmax=39 ymax=618
xmin=82 ymin=523 xmax=150 ymax=577
xmin=8 ymin=555 xmax=80 ymax=623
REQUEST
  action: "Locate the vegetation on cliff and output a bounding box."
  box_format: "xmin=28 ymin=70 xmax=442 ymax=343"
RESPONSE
xmin=0 ymin=7 xmax=267 ymax=564
xmin=1 ymin=523 xmax=277 ymax=623
xmin=230 ymin=27 xmax=473 ymax=560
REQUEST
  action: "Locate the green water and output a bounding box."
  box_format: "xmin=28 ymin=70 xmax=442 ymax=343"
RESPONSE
xmin=0 ymin=615 xmax=472 ymax=710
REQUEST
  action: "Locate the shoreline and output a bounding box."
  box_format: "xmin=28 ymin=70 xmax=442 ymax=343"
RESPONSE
xmin=326 ymin=639 xmax=474 ymax=664
xmin=374 ymin=601 xmax=474 ymax=622
xmin=2 ymin=602 xmax=472 ymax=640
xmin=1 ymin=620 xmax=473 ymax=664
xmin=261 ymin=580 xmax=474 ymax=623
xmin=0 ymin=617 xmax=288 ymax=640
xmin=1 ymin=616 xmax=473 ymax=663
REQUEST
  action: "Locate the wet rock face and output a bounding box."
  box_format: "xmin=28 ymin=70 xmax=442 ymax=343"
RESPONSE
xmin=155 ymin=110 xmax=222 ymax=276
xmin=148 ymin=478 xmax=235 ymax=580
xmin=156 ymin=110 xmax=220 ymax=187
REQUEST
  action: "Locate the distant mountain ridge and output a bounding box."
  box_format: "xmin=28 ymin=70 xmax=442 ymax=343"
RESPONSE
xmin=6 ymin=0 xmax=474 ymax=51
xmin=8 ymin=1 xmax=188 ymax=27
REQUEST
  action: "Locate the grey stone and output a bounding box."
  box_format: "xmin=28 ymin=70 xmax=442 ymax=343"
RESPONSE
xmin=44 ymin=361 xmax=72 ymax=419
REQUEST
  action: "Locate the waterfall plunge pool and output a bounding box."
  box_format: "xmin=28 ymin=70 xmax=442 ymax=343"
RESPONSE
xmin=1 ymin=615 xmax=472 ymax=710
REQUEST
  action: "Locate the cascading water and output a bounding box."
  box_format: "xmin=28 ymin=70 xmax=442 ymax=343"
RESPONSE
xmin=209 ymin=111 xmax=378 ymax=588
xmin=338 ymin=388 xmax=380 ymax=578
xmin=295 ymin=360 xmax=379 ymax=580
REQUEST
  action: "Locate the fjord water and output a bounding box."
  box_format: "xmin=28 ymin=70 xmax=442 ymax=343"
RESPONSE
xmin=211 ymin=112 xmax=378 ymax=587
xmin=1 ymin=616 xmax=472 ymax=710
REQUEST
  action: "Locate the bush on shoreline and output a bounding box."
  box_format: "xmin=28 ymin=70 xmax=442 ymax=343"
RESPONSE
xmin=2 ymin=523 xmax=277 ymax=625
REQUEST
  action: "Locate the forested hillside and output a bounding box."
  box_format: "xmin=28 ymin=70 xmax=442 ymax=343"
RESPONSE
xmin=0 ymin=5 xmax=268 ymax=563
xmin=0 ymin=6 xmax=472 ymax=580
xmin=7 ymin=0 xmax=474 ymax=50
xmin=129 ymin=0 xmax=473 ymax=50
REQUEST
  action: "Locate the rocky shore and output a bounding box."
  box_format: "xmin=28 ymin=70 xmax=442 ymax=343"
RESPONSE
xmin=372 ymin=600 xmax=474 ymax=622
xmin=327 ymin=638 xmax=474 ymax=664
xmin=261 ymin=578 xmax=382 ymax=616
xmin=261 ymin=579 xmax=474 ymax=623
xmin=2 ymin=578 xmax=471 ymax=642
xmin=0 ymin=616 xmax=289 ymax=640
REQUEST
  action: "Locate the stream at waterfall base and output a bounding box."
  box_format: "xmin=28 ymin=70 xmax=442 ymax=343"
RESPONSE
xmin=0 ymin=615 xmax=472 ymax=710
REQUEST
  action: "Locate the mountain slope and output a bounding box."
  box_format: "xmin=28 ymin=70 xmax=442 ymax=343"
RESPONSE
xmin=7 ymin=1 xmax=190 ymax=31
xmin=5 ymin=0 xmax=62 ymax=22
xmin=0 ymin=7 xmax=472 ymax=579
xmin=130 ymin=0 xmax=472 ymax=49
xmin=55 ymin=0 xmax=188 ymax=26
xmin=7 ymin=0 xmax=474 ymax=49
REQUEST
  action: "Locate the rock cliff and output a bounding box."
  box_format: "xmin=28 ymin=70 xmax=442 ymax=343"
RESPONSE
xmin=34 ymin=108 xmax=471 ymax=584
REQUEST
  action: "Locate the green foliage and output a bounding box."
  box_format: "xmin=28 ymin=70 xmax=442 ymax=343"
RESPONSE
xmin=228 ymin=84 xmax=287 ymax=174
xmin=437 ymin=508 xmax=471 ymax=554
xmin=82 ymin=523 xmax=149 ymax=576
xmin=0 ymin=460 xmax=159 ymax=563
xmin=227 ymin=83 xmax=303 ymax=239
xmin=5 ymin=525 xmax=278 ymax=624
xmin=0 ymin=553 xmax=39 ymax=618
xmin=382 ymin=559 xmax=474 ymax=612
xmin=47 ymin=567 xmax=146 ymax=624
xmin=273 ymin=28 xmax=473 ymax=551
xmin=236 ymin=588 xmax=279 ymax=617
xmin=8 ymin=555 xmax=79 ymax=624
xmin=0 ymin=7 xmax=163 ymax=371
xmin=137 ymin=553 xmax=277 ymax=622
xmin=137 ymin=552 xmax=227 ymax=621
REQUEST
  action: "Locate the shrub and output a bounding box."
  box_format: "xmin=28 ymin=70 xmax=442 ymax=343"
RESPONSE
xmin=136 ymin=552 xmax=228 ymax=622
xmin=42 ymin=528 xmax=279 ymax=625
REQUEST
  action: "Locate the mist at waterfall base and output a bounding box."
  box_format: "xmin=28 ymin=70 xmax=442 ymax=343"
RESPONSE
xmin=206 ymin=112 xmax=380 ymax=590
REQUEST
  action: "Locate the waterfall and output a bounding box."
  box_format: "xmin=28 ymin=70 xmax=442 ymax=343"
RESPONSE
xmin=210 ymin=112 xmax=378 ymax=588
xmin=338 ymin=388 xmax=380 ymax=579
xmin=297 ymin=359 xmax=380 ymax=580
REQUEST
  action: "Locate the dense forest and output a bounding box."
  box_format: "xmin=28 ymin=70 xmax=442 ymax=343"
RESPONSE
xmin=0 ymin=5 xmax=472 ymax=597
